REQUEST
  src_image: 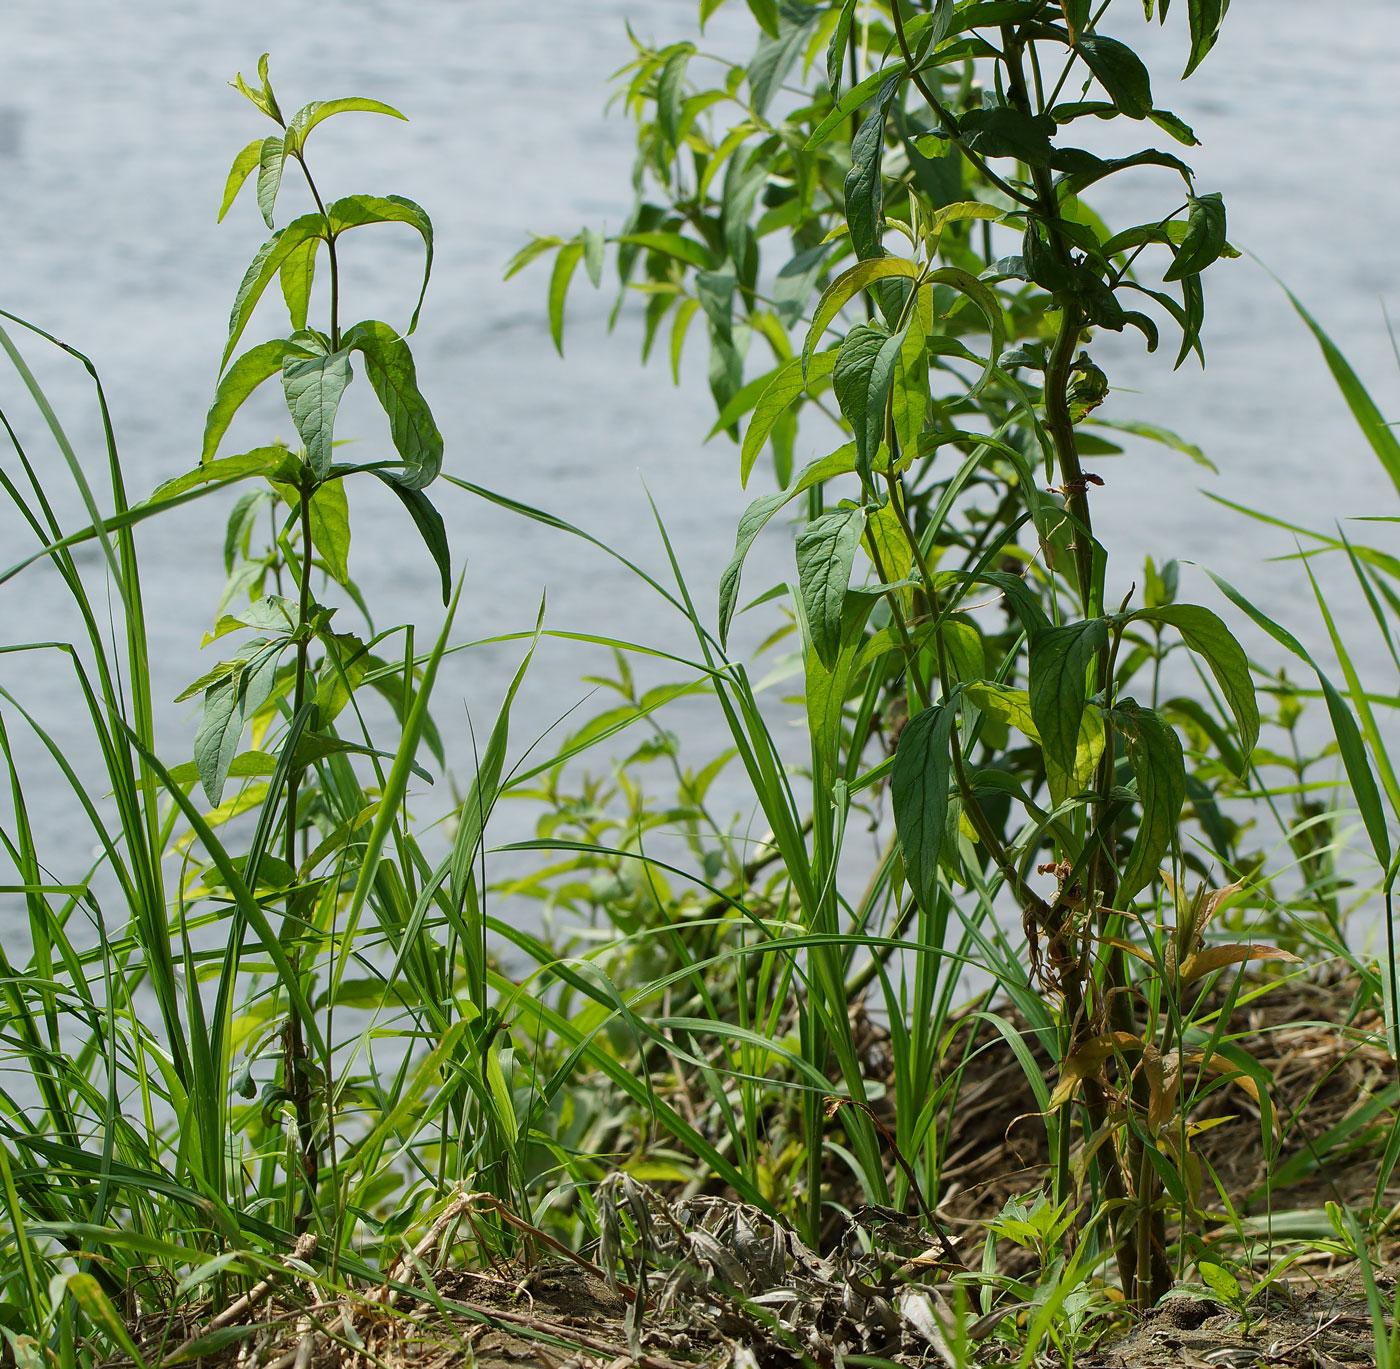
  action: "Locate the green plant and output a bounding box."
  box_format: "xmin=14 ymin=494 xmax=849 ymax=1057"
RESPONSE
xmin=515 ymin=0 xmax=1327 ymax=1308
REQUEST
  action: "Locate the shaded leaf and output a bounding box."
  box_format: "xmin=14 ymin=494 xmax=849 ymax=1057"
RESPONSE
xmin=1029 ymin=620 xmax=1107 ymax=805
xmin=1115 ymin=700 xmax=1186 ymax=904
xmin=367 ymin=471 xmax=451 ymax=606
xmin=343 ymin=320 xmax=443 ymax=488
xmin=1164 ymin=192 xmax=1226 ymax=281
xmin=1077 ymin=33 xmax=1153 ymax=119
xmin=282 ymin=348 xmax=353 ymax=480
xmin=891 ymin=703 xmax=957 ymax=912
xmin=796 ymin=504 xmax=867 ymax=669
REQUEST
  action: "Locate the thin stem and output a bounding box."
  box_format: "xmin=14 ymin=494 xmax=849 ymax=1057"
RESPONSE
xmin=296 ymin=157 xmax=341 ymax=349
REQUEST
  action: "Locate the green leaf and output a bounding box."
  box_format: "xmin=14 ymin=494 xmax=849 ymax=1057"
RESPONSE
xmin=657 ymin=44 xmax=695 ymax=148
xmin=845 ymin=73 xmax=904 ymax=261
xmin=1126 ymin=604 xmax=1257 ymax=767
xmin=804 ymin=257 xmax=920 ymax=376
xmin=957 ymin=106 xmax=1057 ymax=165
xmin=326 ymin=193 xmax=434 ymax=331
xmin=796 ymin=504 xmax=867 ymax=669
xmin=1198 ymin=1260 xmax=1244 ymax=1307
xmin=1076 ymin=33 xmax=1153 ymax=119
xmin=747 ymin=1 xmax=817 ymax=115
xmin=832 ymin=322 xmax=908 ymax=484
xmin=503 ymin=233 xmax=565 ymax=280
xmin=1059 ymin=0 xmax=1091 ymax=40
xmin=925 ymin=266 xmax=1006 ymax=396
xmin=806 ymin=589 xmax=880 ymax=778
xmin=719 ymin=444 xmax=857 ymax=645
xmin=892 ymin=703 xmax=957 ymax=912
xmin=670 ymin=295 xmax=701 ymax=381
xmin=279 ymin=237 xmax=318 ymax=332
xmin=218 ymin=138 xmax=264 ymax=223
xmin=150 ymin=447 xmax=289 ymax=504
xmin=739 ymin=350 xmax=838 ymax=485
xmin=343 ymin=320 xmax=443 ymax=489
xmin=308 ymin=477 xmax=351 ymax=584
xmin=222 ymin=215 xmax=326 ymax=368
xmin=368 ymin=472 xmax=451 ymax=605
xmin=1163 ymin=192 xmax=1226 ymax=281
xmin=827 ymin=0 xmax=858 ymax=96
xmin=582 ymin=224 xmax=605 ymax=287
xmin=202 ymin=340 xmax=309 ymax=463
xmin=1183 ymin=0 xmax=1230 ymax=77
xmin=548 ymin=240 xmax=584 ymax=356
xmin=614 ymin=231 xmax=718 ymax=271
xmin=1029 ymin=619 xmax=1108 ymax=805
xmin=284 ymin=96 xmax=407 ymax=155
xmin=1115 ymin=700 xmax=1185 ymax=905
xmin=1281 ymin=283 xmax=1400 ymax=499
xmin=255 ymin=133 xmax=286 ymax=229
xmin=282 ymin=348 xmax=353 ymax=480
xmin=231 ymin=53 xmax=283 ymax=124
xmin=805 ymin=65 xmax=900 ymax=152
xmin=194 ymin=646 xmax=283 ymax=807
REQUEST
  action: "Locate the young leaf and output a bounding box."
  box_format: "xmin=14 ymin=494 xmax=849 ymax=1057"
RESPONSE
xmin=218 ymin=138 xmax=264 ymax=223
xmin=203 ymin=339 xmax=310 ymax=463
xmin=891 ymin=703 xmax=957 ymax=914
xmin=1029 ymin=620 xmax=1108 ymax=805
xmin=282 ymin=348 xmax=354 ymax=480
xmin=1115 ymin=700 xmax=1186 ymax=905
xmin=326 ymin=193 xmax=434 ymax=331
xmin=283 ymin=97 xmax=407 ymax=155
xmin=582 ymin=225 xmax=606 ymax=287
xmin=1076 ymin=33 xmax=1154 ymax=119
xmin=803 ymin=257 xmax=920 ymax=376
xmin=1127 ymin=603 xmax=1257 ymax=765
xmin=549 ymin=241 xmax=584 ymax=355
xmin=343 ymin=320 xmax=443 ymax=489
xmin=367 ymin=471 xmax=451 ymax=605
xmin=796 ymin=504 xmax=867 ymax=669
xmin=1163 ymin=192 xmax=1226 ymax=281
xmin=656 ymin=44 xmax=695 ymax=149
xmin=194 ymin=645 xmax=283 ymax=807
xmin=845 ymin=73 xmax=903 ymax=261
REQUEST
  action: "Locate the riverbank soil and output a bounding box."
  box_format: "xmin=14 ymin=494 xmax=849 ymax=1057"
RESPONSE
xmin=126 ymin=970 xmax=1399 ymax=1369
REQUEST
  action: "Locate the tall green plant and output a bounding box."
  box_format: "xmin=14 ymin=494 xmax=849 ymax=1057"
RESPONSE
xmin=520 ymin=0 xmax=1273 ymax=1305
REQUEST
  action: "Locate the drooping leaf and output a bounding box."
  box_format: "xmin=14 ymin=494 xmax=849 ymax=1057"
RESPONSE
xmin=614 ymin=231 xmax=718 ymax=271
xmin=1178 ymin=942 xmax=1300 ymax=988
xmin=548 ymin=240 xmax=584 ymax=355
xmin=1183 ymin=0 xmax=1230 ymax=77
xmin=803 ymin=257 xmax=920 ymax=375
xmin=255 ymin=134 xmax=286 ymax=229
xmin=1115 ymin=700 xmax=1186 ymax=905
xmin=1076 ymin=33 xmax=1154 ymax=119
xmin=327 ymin=193 xmax=434 ymax=331
xmin=1127 ymin=603 xmax=1257 ymax=766
xmin=582 ymin=224 xmax=606 ymax=287
xmin=1163 ymin=192 xmax=1226 ymax=281
xmin=804 ymin=589 xmax=879 ymax=780
xmin=739 ymin=350 xmax=838 ymax=485
xmin=278 ymin=236 xmax=319 ymax=332
xmin=218 ymin=138 xmax=264 ymax=223
xmin=747 ymin=1 xmax=819 ymax=115
xmin=343 ymin=320 xmax=443 ymax=489
xmin=283 ymin=96 xmax=407 ymax=155
xmin=222 ymin=214 xmax=327 ymax=367
xmin=194 ymin=644 xmax=284 ymax=808
xmin=367 ymin=471 xmax=451 ymax=605
xmin=845 ymin=73 xmax=904 ymax=261
xmin=202 ymin=340 xmax=310 ymax=464
xmin=1060 ymin=0 xmax=1091 ymax=40
xmin=282 ymin=348 xmax=353 ymax=480
xmin=1029 ymin=620 xmax=1108 ymax=805
xmin=891 ymin=703 xmax=957 ymax=913
xmin=718 ymin=444 xmax=858 ymax=644
xmin=796 ymin=504 xmax=867 ymax=669
xmin=957 ymin=106 xmax=1057 ymax=166
xmin=805 ymin=65 xmax=902 ymax=152
xmin=307 ymin=477 xmax=351 ymax=585
xmin=832 ymin=322 xmax=908 ymax=484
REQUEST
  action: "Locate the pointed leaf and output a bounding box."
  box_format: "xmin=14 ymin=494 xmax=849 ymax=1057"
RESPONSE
xmin=804 ymin=257 xmax=920 ymax=375
xmin=152 ymin=447 xmax=289 ymax=503
xmin=1076 ymin=33 xmax=1153 ymax=119
xmin=614 ymin=231 xmax=718 ymax=271
xmin=218 ymin=138 xmax=264 ymax=223
xmin=1183 ymin=0 xmax=1230 ymax=77
xmin=343 ymin=320 xmax=443 ymax=488
xmin=1179 ymin=942 xmax=1300 ymax=987
xmin=1115 ymin=700 xmax=1186 ymax=905
xmin=739 ymin=350 xmax=837 ymax=485
xmin=796 ymin=504 xmax=867 ymax=669
xmin=891 ymin=703 xmax=957 ymax=913
xmin=368 ymin=472 xmax=451 ymax=605
xmin=282 ymin=348 xmax=353 ymax=480
xmin=222 ymin=214 xmax=326 ymax=367
xmin=284 ymin=96 xmax=407 ymax=154
xmin=1029 ymin=620 xmax=1108 ymax=805
xmin=832 ymin=322 xmax=908 ymax=483
xmin=279 ymin=237 xmax=318 ymax=332
xmin=826 ymin=0 xmax=858 ymax=96
xmin=327 ymin=193 xmax=434 ymax=331
xmin=747 ymin=2 xmax=817 ymax=115
xmin=549 ymin=241 xmax=584 ymax=355
xmin=255 ymin=133 xmax=286 ymax=228
xmin=1163 ymin=192 xmax=1226 ymax=281
xmin=845 ymin=73 xmax=903 ymax=261
xmin=203 ymin=340 xmax=309 ymax=463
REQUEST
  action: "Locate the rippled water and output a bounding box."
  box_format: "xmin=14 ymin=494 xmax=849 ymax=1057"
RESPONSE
xmin=1 ymin=1 xmax=1397 ymax=923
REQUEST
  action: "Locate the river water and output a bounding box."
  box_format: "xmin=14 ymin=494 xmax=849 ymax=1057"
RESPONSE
xmin=1 ymin=1 xmax=1397 ymax=936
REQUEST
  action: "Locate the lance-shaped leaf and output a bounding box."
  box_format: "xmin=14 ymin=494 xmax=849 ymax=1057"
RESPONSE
xmin=804 ymin=257 xmax=920 ymax=376
xmin=747 ymin=0 xmax=818 ymax=115
xmin=1115 ymin=700 xmax=1186 ymax=905
xmin=344 ymin=320 xmax=443 ymax=489
xmin=326 ymin=193 xmax=434 ymax=332
xmin=279 ymin=237 xmax=318 ymax=332
xmin=255 ymin=134 xmax=286 ymax=228
xmin=367 ymin=471 xmax=450 ymax=605
xmin=826 ymin=0 xmax=858 ymax=96
xmin=832 ymin=323 xmax=908 ymax=484
xmin=283 ymin=96 xmax=407 ymax=155
xmin=219 ymin=138 xmax=264 ymax=223
xmin=203 ymin=339 xmax=311 ymax=463
xmin=283 ymin=347 xmax=353 ymax=480
xmin=844 ymin=72 xmax=904 ymax=262
xmin=1184 ymin=0 xmax=1230 ymax=77
xmin=614 ymin=231 xmax=717 ymax=271
xmin=720 ymin=444 xmax=857 ymax=645
xmin=223 ymin=214 xmax=327 ymax=367
xmin=1164 ymin=192 xmax=1226 ymax=281
xmin=1126 ymin=602 xmax=1257 ymax=766
xmin=548 ymin=239 xmax=584 ymax=355
xmin=656 ymin=44 xmax=695 ymax=149
xmin=1029 ymin=620 xmax=1108 ymax=805
xmin=1076 ymin=33 xmax=1153 ymax=119
xmin=805 ymin=588 xmax=881 ymax=779
xmin=891 ymin=702 xmax=957 ymax=914
xmin=194 ymin=643 xmax=284 ymax=807
xmin=925 ymin=267 xmax=1005 ymax=395
xmin=740 ymin=350 xmax=838 ymax=485
xmin=965 ymin=681 xmax=1104 ymax=798
xmin=796 ymin=504 xmax=867 ymax=669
